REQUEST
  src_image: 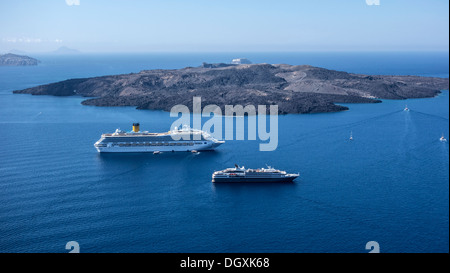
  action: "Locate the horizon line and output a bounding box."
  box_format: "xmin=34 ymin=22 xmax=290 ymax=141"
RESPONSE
xmin=2 ymin=49 xmax=449 ymax=55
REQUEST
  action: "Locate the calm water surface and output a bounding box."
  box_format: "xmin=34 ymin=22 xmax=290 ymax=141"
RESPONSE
xmin=0 ymin=52 xmax=448 ymax=252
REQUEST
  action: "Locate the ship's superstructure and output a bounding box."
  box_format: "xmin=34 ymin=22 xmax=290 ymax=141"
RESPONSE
xmin=94 ymin=123 xmax=224 ymax=153
xmin=212 ymin=164 xmax=299 ymax=183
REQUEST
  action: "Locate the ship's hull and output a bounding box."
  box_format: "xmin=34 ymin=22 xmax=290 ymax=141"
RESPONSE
xmin=95 ymin=141 xmax=222 ymax=153
xmin=212 ymin=176 xmax=297 ymax=183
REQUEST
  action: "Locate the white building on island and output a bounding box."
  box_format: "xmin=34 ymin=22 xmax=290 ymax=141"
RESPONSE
xmin=231 ymin=58 xmax=252 ymax=64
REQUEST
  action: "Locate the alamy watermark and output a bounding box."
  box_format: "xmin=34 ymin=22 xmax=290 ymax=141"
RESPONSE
xmin=66 ymin=241 xmax=80 ymax=253
xmin=170 ymin=96 xmax=279 ymax=151
xmin=65 ymin=0 xmax=80 ymax=6
xmin=366 ymin=0 xmax=380 ymax=5
xmin=366 ymin=241 xmax=380 ymax=253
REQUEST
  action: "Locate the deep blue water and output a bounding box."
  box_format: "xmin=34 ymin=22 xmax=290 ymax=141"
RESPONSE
xmin=0 ymin=52 xmax=448 ymax=253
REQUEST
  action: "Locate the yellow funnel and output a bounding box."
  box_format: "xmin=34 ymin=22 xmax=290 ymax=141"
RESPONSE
xmin=132 ymin=123 xmax=140 ymax=132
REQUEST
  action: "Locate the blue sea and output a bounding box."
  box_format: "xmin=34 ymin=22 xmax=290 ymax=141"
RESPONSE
xmin=0 ymin=52 xmax=448 ymax=253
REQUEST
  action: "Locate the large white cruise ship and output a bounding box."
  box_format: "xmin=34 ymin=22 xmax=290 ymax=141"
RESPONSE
xmin=94 ymin=123 xmax=224 ymax=153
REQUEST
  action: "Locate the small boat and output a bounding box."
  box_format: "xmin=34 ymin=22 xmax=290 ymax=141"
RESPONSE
xmin=440 ymin=134 xmax=447 ymax=142
xmin=404 ymin=105 xmax=409 ymax=111
xmin=349 ymin=131 xmax=353 ymax=141
xmin=191 ymin=150 xmax=200 ymax=154
xmin=153 ymin=151 xmax=161 ymax=154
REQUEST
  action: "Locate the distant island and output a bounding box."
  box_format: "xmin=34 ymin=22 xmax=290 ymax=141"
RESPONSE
xmin=0 ymin=53 xmax=39 ymax=66
xmin=13 ymin=63 xmax=449 ymax=114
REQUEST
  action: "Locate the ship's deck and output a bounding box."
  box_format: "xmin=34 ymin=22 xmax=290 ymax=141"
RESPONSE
xmin=102 ymin=132 xmax=163 ymax=137
xmin=102 ymin=130 xmax=204 ymax=137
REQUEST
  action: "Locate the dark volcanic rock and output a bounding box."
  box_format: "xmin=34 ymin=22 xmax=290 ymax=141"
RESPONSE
xmin=13 ymin=63 xmax=449 ymax=114
xmin=0 ymin=53 xmax=39 ymax=66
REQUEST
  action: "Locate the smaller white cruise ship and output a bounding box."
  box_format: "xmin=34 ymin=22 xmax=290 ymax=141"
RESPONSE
xmin=94 ymin=123 xmax=224 ymax=153
xmin=212 ymin=164 xmax=299 ymax=183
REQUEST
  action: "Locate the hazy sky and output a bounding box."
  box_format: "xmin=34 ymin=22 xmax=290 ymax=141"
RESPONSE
xmin=0 ymin=0 xmax=448 ymax=53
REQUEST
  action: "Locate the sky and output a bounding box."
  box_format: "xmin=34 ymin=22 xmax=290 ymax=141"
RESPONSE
xmin=0 ymin=0 xmax=448 ymax=53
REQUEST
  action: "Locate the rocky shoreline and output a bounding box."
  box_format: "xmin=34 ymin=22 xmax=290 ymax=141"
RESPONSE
xmin=13 ymin=63 xmax=449 ymax=114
